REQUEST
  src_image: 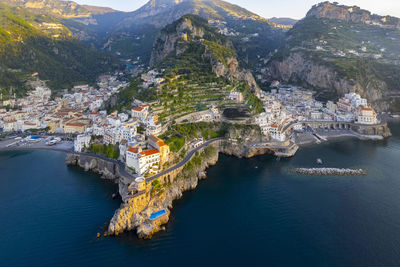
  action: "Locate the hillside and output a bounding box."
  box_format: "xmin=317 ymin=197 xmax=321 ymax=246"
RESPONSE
xmin=0 ymin=0 xmax=117 ymax=18
xmin=67 ymin=0 xmax=287 ymax=70
xmin=115 ymin=15 xmax=264 ymax=122
xmin=268 ymin=2 xmax=400 ymax=111
xmin=269 ymin=17 xmax=298 ymax=26
xmin=0 ymin=3 xmax=119 ymax=99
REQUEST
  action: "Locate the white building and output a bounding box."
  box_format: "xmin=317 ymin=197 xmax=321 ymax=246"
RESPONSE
xmin=74 ymin=134 xmax=91 ymax=152
xmin=229 ymin=91 xmax=243 ymax=103
xmin=268 ymin=125 xmax=286 ymax=142
xmin=131 ymin=104 xmax=149 ymax=121
xmin=357 ymin=107 xmax=378 ymax=125
xmin=126 ymin=147 xmax=160 ymax=176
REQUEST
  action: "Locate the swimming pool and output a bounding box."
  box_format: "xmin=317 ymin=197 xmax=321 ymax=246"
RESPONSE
xmin=149 ymin=209 xmax=167 ymax=220
xmin=28 ymin=136 xmax=45 ymax=140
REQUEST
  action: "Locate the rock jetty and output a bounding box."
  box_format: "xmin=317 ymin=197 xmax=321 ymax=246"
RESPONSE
xmin=291 ymin=168 xmax=367 ymax=176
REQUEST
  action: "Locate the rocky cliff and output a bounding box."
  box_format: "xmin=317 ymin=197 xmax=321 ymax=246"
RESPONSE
xmin=149 ymin=15 xmax=260 ymax=92
xmin=108 ymin=144 xmax=221 ymax=238
xmin=107 ymin=138 xmax=274 ymax=239
xmin=268 ymin=52 xmax=387 ymax=108
xmin=267 ymin=2 xmax=400 ymax=111
xmin=307 ymin=2 xmax=400 ymax=29
xmin=66 ymin=153 xmax=125 ymax=182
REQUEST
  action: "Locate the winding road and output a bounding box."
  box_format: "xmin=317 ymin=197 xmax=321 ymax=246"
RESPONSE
xmin=147 ymin=138 xmax=223 ymax=182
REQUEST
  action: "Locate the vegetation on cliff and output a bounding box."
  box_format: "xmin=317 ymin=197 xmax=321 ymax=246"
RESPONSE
xmin=115 ymin=15 xmax=263 ymax=121
xmin=88 ymin=143 xmax=120 ymax=159
xmin=269 ymin=2 xmax=400 ymax=110
xmin=0 ymin=3 xmax=120 ymax=98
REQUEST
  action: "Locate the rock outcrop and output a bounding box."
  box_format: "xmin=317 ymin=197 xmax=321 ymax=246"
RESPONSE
xmin=307 ymin=2 xmax=400 ymax=29
xmin=268 ymin=52 xmax=386 ymax=107
xmin=267 ymin=2 xmax=400 ymax=112
xmin=107 ymin=138 xmax=275 ymax=239
xmin=149 ymin=15 xmax=260 ymax=92
xmin=66 ymin=154 xmax=122 ymax=181
xmin=108 ymin=145 xmax=220 ymax=238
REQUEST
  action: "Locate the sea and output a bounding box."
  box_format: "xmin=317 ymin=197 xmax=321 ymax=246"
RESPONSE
xmin=1 ymin=122 xmax=400 ymax=266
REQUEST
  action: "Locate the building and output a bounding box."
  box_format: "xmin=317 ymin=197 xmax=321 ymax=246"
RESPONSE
xmin=126 ymin=147 xmax=160 ymax=176
xmin=64 ymin=121 xmax=88 ymax=134
xmin=337 ymin=98 xmax=352 ymax=112
xmin=357 ymin=107 xmax=378 ymax=125
xmin=146 ymin=123 xmax=163 ymax=137
xmin=148 ymin=135 xmax=170 ymax=166
xmin=131 ymin=104 xmax=149 ymax=121
xmin=326 ymin=101 xmax=337 ymax=113
xmin=268 ymin=125 xmax=286 ymax=142
xmin=74 ymin=134 xmax=91 ymax=152
xmin=229 ymin=91 xmax=243 ymax=103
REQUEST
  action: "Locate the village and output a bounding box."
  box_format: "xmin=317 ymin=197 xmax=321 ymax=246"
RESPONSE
xmin=253 ymin=81 xmax=380 ymax=142
xmin=0 ymin=72 xmax=382 ymax=178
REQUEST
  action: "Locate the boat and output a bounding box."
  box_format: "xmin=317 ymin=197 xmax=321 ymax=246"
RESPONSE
xmin=317 ymin=158 xmax=323 ymax=165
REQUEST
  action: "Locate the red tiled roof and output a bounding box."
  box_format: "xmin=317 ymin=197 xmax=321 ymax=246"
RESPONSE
xmin=128 ymin=147 xmax=139 ymax=153
xmin=140 ymin=149 xmax=159 ymax=157
xmin=157 ymin=140 xmax=166 ymax=147
xmin=132 ymin=107 xmax=144 ymax=112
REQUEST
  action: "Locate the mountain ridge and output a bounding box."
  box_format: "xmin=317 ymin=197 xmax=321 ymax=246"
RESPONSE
xmin=0 ymin=2 xmax=120 ymax=98
xmin=0 ymin=0 xmax=118 ymax=18
xmin=307 ymin=1 xmax=400 ymax=29
xmin=267 ymin=2 xmax=400 ymax=111
xmin=114 ymin=14 xmax=264 ymax=119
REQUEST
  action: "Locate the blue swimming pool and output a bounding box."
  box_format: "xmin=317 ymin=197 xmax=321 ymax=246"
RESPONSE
xmin=149 ymin=209 xmax=167 ymax=220
xmin=29 ymin=136 xmax=45 ymax=140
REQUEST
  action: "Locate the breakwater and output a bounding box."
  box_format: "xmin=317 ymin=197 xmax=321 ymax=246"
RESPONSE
xmin=291 ymin=168 xmax=367 ymax=176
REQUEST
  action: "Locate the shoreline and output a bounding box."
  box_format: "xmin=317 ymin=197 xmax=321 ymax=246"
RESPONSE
xmin=66 ymin=129 xmax=391 ymax=238
xmin=296 ymin=130 xmax=387 ymax=148
xmin=1 ymin=128 xmax=392 ymax=239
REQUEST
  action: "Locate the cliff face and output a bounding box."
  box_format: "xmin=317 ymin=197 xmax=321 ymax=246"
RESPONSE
xmin=307 ymin=2 xmax=400 ymax=29
xmin=268 ymin=52 xmax=386 ymax=106
xmin=149 ymin=16 xmax=206 ymax=66
xmin=149 ymin=15 xmax=260 ymax=92
xmin=108 ymin=145 xmax=220 ymax=238
xmin=267 ymin=2 xmax=400 ymax=111
xmin=107 ymin=138 xmax=274 ymax=238
xmin=66 ymin=154 xmax=122 ymax=181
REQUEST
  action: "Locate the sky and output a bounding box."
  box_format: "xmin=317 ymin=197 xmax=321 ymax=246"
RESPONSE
xmin=75 ymin=0 xmax=400 ymax=19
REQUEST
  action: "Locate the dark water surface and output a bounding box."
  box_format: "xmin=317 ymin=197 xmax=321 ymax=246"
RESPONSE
xmin=1 ymin=123 xmax=400 ymax=266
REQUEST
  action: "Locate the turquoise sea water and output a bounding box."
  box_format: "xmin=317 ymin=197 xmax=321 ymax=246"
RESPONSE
xmin=1 ymin=123 xmax=400 ymax=266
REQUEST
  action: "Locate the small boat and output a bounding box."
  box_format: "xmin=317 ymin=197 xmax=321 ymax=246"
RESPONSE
xmin=112 ymin=193 xmax=117 ymax=199
xmin=317 ymin=158 xmax=323 ymax=165
xmin=255 ymin=166 xmax=258 ymax=169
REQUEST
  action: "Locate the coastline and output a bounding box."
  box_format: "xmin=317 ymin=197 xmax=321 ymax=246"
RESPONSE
xmin=65 ymin=126 xmax=391 ymax=239
xmin=296 ymin=130 xmax=389 ymax=147
xmin=1 ymin=125 xmax=391 ymax=239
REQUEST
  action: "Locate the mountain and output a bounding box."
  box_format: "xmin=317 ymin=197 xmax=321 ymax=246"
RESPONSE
xmin=267 ymin=2 xmax=400 ymax=111
xmin=68 ymin=0 xmax=288 ymax=69
xmin=115 ymin=15 xmax=264 ymax=120
xmin=119 ymin=0 xmax=285 ymax=28
xmin=0 ymin=0 xmax=117 ymax=18
xmin=0 ymin=3 xmax=120 ymax=98
xmin=150 ymin=15 xmax=259 ymax=90
xmin=269 ymin=17 xmax=298 ymax=26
